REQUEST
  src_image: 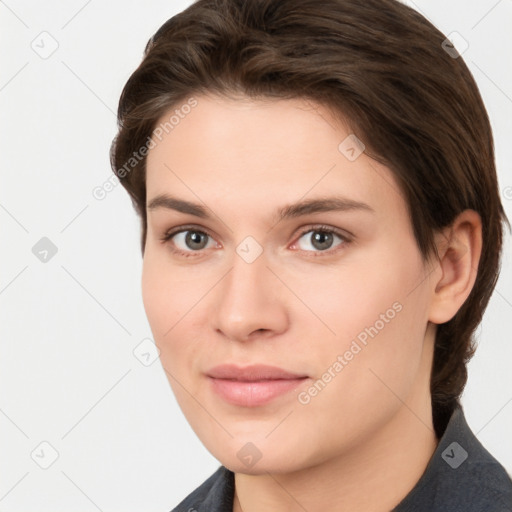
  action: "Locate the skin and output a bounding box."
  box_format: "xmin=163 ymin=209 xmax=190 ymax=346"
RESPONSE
xmin=142 ymin=93 xmax=482 ymax=512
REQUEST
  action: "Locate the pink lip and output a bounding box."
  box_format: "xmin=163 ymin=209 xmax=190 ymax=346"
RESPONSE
xmin=207 ymin=364 xmax=309 ymax=407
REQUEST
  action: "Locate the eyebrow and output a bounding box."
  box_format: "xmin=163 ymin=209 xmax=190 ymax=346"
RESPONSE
xmin=147 ymin=193 xmax=374 ymax=223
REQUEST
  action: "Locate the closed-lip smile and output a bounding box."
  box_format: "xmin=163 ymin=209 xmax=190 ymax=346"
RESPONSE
xmin=206 ymin=364 xmax=310 ymax=407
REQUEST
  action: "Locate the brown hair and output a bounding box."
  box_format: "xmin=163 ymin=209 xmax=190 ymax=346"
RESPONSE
xmin=110 ymin=0 xmax=510 ymax=437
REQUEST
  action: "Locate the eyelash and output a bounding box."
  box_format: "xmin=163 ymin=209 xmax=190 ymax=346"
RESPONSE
xmin=159 ymin=224 xmax=352 ymax=259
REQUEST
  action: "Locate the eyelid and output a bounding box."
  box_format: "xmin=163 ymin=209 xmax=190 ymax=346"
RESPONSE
xmin=161 ymin=224 xmax=215 ymax=242
xmin=294 ymin=224 xmax=353 ymax=241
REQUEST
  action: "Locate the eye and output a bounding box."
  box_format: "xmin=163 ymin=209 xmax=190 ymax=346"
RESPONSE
xmin=292 ymin=225 xmax=350 ymax=255
xmin=160 ymin=223 xmax=351 ymax=258
xmin=160 ymin=226 xmax=217 ymax=257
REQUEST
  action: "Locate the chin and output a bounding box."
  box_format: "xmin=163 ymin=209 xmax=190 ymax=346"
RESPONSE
xmin=203 ymin=435 xmax=314 ymax=476
xmin=222 ymin=457 xmax=304 ymax=476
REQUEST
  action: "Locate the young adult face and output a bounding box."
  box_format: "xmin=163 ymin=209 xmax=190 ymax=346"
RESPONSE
xmin=142 ymin=93 xmax=441 ymax=474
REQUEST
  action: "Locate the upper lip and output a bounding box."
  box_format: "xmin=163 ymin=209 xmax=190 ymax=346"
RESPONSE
xmin=207 ymin=364 xmax=308 ymax=381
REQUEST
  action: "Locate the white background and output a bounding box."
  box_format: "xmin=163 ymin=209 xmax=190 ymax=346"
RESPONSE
xmin=1 ymin=1 xmax=511 ymax=510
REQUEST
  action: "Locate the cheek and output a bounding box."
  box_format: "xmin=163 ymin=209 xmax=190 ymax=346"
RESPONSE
xmin=141 ymin=254 xmax=208 ymax=425
xmin=288 ymin=252 xmax=419 ymax=346
xmin=141 ymin=251 xmax=207 ymax=380
xmin=141 ymin=252 xmax=187 ymax=353
xmin=299 ymin=241 xmax=429 ymax=386
xmin=142 ymin=246 xmax=193 ymax=330
xmin=141 ymin=252 xmax=168 ymax=336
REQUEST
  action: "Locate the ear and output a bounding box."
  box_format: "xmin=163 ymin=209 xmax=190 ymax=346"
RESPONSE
xmin=428 ymin=210 xmax=483 ymax=324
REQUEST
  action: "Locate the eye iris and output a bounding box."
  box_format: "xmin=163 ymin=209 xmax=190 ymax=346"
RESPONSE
xmin=186 ymin=231 xmax=208 ymax=250
xmin=311 ymin=231 xmax=333 ymax=250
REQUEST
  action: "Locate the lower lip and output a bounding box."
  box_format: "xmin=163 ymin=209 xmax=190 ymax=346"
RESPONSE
xmin=209 ymin=377 xmax=309 ymax=407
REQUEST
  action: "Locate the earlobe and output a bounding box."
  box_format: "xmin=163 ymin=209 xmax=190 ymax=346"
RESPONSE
xmin=428 ymin=210 xmax=483 ymax=324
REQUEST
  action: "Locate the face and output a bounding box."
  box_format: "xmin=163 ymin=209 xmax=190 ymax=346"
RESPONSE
xmin=142 ymin=94 xmax=436 ymax=474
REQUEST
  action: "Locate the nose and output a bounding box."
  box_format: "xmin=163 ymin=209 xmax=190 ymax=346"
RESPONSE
xmin=211 ymin=247 xmax=289 ymax=343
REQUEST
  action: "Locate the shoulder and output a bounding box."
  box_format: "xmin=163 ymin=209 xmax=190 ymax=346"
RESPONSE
xmin=170 ymin=465 xmax=234 ymax=512
xmin=438 ymin=406 xmax=512 ymax=511
xmin=398 ymin=456 xmax=512 ymax=511
xmin=429 ymin=458 xmax=512 ymax=512
xmin=446 ymin=457 xmax=512 ymax=511
xmin=394 ymin=403 xmax=512 ymax=511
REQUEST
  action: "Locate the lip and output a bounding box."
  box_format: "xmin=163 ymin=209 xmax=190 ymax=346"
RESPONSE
xmin=206 ymin=364 xmax=310 ymax=407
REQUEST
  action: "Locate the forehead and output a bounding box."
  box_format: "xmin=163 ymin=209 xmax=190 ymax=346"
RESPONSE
xmin=145 ymin=94 xmax=407 ymax=223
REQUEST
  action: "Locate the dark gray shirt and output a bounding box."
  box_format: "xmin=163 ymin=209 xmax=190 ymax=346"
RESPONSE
xmin=171 ymin=402 xmax=512 ymax=511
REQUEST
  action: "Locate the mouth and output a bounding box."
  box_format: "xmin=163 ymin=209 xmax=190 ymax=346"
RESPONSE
xmin=206 ymin=364 xmax=310 ymax=407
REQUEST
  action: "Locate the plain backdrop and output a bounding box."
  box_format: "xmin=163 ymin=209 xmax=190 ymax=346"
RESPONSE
xmin=1 ymin=1 xmax=511 ymax=510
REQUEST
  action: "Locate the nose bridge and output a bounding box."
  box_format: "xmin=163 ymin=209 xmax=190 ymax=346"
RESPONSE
xmin=212 ymin=242 xmax=286 ymax=340
xmin=221 ymin=245 xmax=273 ymax=314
